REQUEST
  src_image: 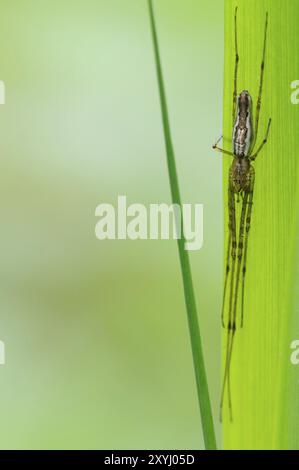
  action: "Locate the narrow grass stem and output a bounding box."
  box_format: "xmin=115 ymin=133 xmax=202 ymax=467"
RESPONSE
xmin=147 ymin=0 xmax=217 ymax=450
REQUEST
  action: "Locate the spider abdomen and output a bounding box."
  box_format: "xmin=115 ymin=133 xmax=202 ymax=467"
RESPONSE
xmin=233 ymin=90 xmax=252 ymax=157
xmin=234 ymin=127 xmax=249 ymax=156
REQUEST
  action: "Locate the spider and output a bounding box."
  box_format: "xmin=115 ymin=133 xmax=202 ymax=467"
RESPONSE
xmin=213 ymin=6 xmax=271 ymax=422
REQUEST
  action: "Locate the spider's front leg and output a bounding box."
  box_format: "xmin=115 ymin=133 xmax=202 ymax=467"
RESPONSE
xmin=221 ymin=231 xmax=231 ymax=328
xmin=220 ymin=185 xmax=237 ymax=421
xmin=221 ymin=178 xmax=236 ymax=327
xmin=231 ymin=190 xmax=249 ymax=330
xmin=241 ymin=170 xmax=255 ymax=327
xmin=222 ymin=188 xmax=248 ymax=421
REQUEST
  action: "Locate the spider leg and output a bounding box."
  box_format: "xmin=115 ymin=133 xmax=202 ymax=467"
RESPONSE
xmin=232 ymin=6 xmax=239 ymax=126
xmin=212 ymin=144 xmax=235 ymax=157
xmin=251 ymin=12 xmax=268 ymax=153
xmin=241 ymin=174 xmax=255 ymax=327
xmin=220 ymin=327 xmax=233 ymax=422
xmin=221 ymin=181 xmax=235 ymax=327
xmin=224 ymin=190 xmax=248 ymax=422
xmin=232 ymin=191 xmax=248 ymax=330
xmin=221 ymin=231 xmax=231 ymax=328
xmin=212 ymin=135 xmax=235 ymax=157
xmin=220 ymin=186 xmax=236 ymax=421
xmin=250 ymin=118 xmax=271 ymax=161
xmin=227 ymin=328 xmax=235 ymax=422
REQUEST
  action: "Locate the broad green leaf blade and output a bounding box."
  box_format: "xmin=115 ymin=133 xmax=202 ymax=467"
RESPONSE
xmin=222 ymin=0 xmax=299 ymax=450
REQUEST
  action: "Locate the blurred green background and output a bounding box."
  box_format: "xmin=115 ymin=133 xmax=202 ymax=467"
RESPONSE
xmin=0 ymin=0 xmax=223 ymax=449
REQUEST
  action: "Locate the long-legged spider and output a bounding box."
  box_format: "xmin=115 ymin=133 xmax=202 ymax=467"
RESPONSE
xmin=213 ymin=6 xmax=271 ymax=422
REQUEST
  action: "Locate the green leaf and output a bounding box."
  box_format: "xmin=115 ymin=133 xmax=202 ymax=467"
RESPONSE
xmin=222 ymin=0 xmax=299 ymax=449
xmin=148 ymin=0 xmax=217 ymax=450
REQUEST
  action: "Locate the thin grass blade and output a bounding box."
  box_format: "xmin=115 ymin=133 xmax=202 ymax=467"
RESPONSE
xmin=147 ymin=0 xmax=217 ymax=450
